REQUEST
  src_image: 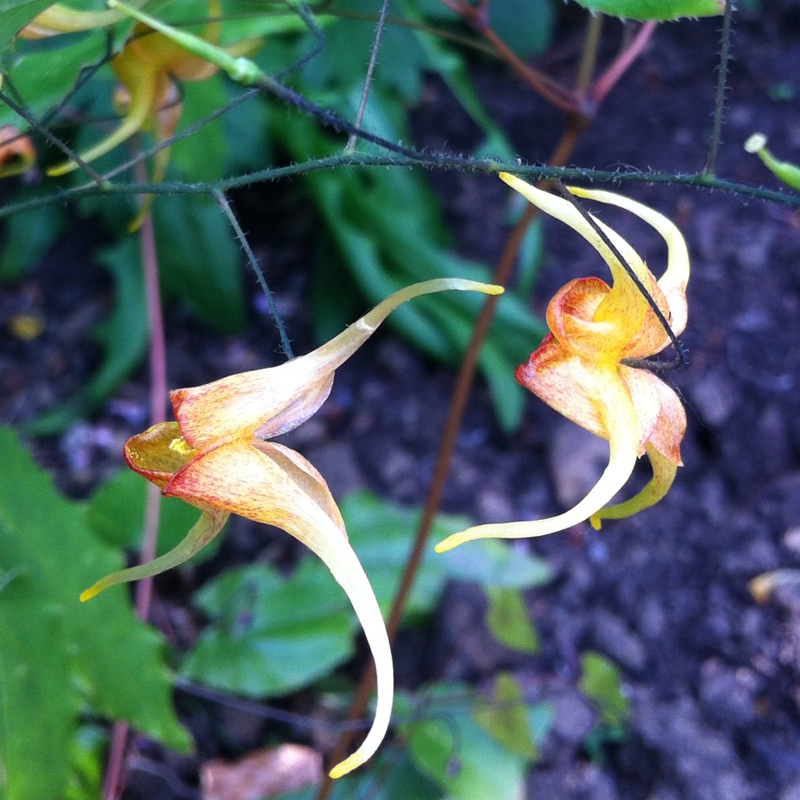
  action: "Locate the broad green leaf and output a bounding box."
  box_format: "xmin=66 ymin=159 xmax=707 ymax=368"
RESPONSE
xmin=579 ymin=651 xmax=629 ymax=727
xmin=154 ymin=193 xmax=245 ymax=333
xmin=0 ymin=428 xmax=190 ymax=800
xmin=0 ymin=35 xmax=109 ymax=127
xmin=485 ymin=587 xmax=539 ymax=654
xmin=572 ymin=0 xmax=723 ymax=20
xmin=474 ymin=673 xmax=540 ymax=759
xmin=180 ymin=562 xmax=355 ymax=697
xmin=439 ymin=538 xmax=551 ymax=589
xmin=405 ymin=684 xmax=526 ymax=800
xmin=24 ymin=236 xmax=148 ymax=433
xmin=0 ymin=0 xmax=52 ymax=53
xmin=0 ymin=201 xmax=65 ymax=281
xmin=85 ymin=468 xmax=219 ymax=564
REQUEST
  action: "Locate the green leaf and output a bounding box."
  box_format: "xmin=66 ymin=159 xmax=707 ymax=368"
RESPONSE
xmin=474 ymin=673 xmax=540 ymax=759
xmin=439 ymin=538 xmax=551 ymax=589
xmin=489 ymin=0 xmax=554 ymax=59
xmin=0 ymin=201 xmax=66 ymax=282
xmin=180 ymin=562 xmax=355 ymax=697
xmin=24 ymin=236 xmax=148 ymax=434
xmin=485 ymin=587 xmax=539 ymax=654
xmin=0 ymin=0 xmax=52 ymax=54
xmin=0 ymin=428 xmax=190 ymax=800
xmin=579 ymin=651 xmax=629 ymax=727
xmin=85 ymin=468 xmax=219 ymax=564
xmin=571 ymin=0 xmax=723 ymax=20
xmin=405 ymin=684 xmax=527 ymax=800
xmin=154 ymin=194 xmax=245 ymax=333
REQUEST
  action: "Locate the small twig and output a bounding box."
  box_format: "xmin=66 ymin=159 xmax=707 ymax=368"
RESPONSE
xmin=591 ymin=21 xmax=657 ymax=108
xmin=0 ymin=88 xmax=109 ymax=188
xmin=345 ymin=0 xmax=390 ymax=152
xmin=576 ymin=12 xmax=603 ymax=99
xmin=213 ymin=189 xmax=294 ymax=359
xmin=706 ymin=0 xmax=734 ymax=175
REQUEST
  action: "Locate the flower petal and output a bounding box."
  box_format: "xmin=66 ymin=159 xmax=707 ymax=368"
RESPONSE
xmin=436 ymin=367 xmax=639 ymax=551
xmin=568 ymin=186 xmax=690 ymax=335
xmin=172 ymin=279 xmax=502 ymax=450
xmin=500 ymin=173 xmax=655 ymax=354
xmin=166 ymin=439 xmax=393 ymax=777
xmin=124 ymin=421 xmax=198 ymax=490
xmin=80 ymin=507 xmax=229 ymax=601
xmin=589 ymin=443 xmax=677 ymax=530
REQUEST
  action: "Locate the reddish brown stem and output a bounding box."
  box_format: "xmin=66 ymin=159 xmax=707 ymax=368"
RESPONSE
xmin=101 ymin=157 xmax=168 ymax=800
xmin=591 ymin=21 xmax=657 ymax=107
xmin=313 ymin=115 xmax=586 ymax=800
xmin=441 ymin=0 xmax=581 ymax=114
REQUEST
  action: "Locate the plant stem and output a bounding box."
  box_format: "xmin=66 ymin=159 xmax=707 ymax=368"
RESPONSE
xmin=313 ymin=113 xmax=585 ymax=800
xmin=706 ymin=0 xmax=734 ymax=175
xmin=101 ymin=154 xmax=168 ymax=800
xmin=591 ymin=21 xmax=656 ymax=107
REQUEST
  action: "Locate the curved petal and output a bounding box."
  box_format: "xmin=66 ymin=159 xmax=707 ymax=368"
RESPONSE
xmin=500 ymin=173 xmax=654 ymax=352
xmin=166 ymin=440 xmax=393 ymax=777
xmin=589 ymin=443 xmax=677 ymax=530
xmin=172 ymin=279 xmax=502 ymax=450
xmin=515 ymin=338 xmax=609 ymax=440
xmin=546 ymin=277 xmax=616 ymax=356
xmin=568 ymin=186 xmax=690 ymax=333
xmin=124 ymin=421 xmax=197 ymax=490
xmin=80 ymin=508 xmax=229 ymax=601
xmin=621 ymin=367 xmax=686 ymax=464
xmin=436 ymin=371 xmax=639 ymax=552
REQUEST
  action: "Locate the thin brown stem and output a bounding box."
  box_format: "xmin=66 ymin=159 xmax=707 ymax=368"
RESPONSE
xmin=576 ymin=13 xmax=603 ymax=99
xmin=101 ymin=152 xmax=168 ymax=800
xmin=441 ymin=0 xmax=581 ymax=114
xmin=590 ymin=21 xmax=656 ymax=107
xmin=313 ymin=115 xmax=586 ymax=800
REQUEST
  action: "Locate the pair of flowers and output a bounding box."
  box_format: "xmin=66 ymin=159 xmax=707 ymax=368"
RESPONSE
xmin=83 ymin=176 xmax=690 ymax=778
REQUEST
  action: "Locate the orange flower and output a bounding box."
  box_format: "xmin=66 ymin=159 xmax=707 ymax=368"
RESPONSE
xmin=0 ymin=125 xmax=36 ymax=178
xmin=80 ymin=278 xmax=502 ymax=778
xmin=47 ymin=0 xmax=259 ymax=185
xmin=436 ymin=175 xmax=689 ymax=553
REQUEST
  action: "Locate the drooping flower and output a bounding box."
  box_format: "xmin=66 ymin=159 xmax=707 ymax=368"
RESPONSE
xmin=0 ymin=125 xmax=36 ymax=178
xmin=436 ymin=174 xmax=689 ymax=554
xmin=47 ymin=0 xmax=260 ymax=190
xmin=81 ymin=278 xmax=502 ymax=777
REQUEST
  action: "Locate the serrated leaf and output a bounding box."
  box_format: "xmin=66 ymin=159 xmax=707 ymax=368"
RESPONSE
xmin=24 ymin=235 xmax=148 ymax=434
xmin=579 ymin=651 xmax=629 ymax=727
xmin=0 ymin=428 xmax=190 ymax=800
xmin=153 ymin=194 xmax=245 ymax=333
xmin=572 ymin=0 xmax=723 ymax=20
xmin=474 ymin=673 xmax=540 ymax=759
xmin=485 ymin=587 xmax=539 ymax=654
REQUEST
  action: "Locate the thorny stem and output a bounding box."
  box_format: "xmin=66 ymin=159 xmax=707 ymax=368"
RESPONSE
xmin=101 ymin=155 xmax=169 ymax=800
xmin=706 ymin=0 xmax=734 ymax=175
xmin=0 ymin=87 xmax=109 ymax=188
xmin=213 ymin=190 xmax=294 ymax=359
xmin=345 ymin=0 xmax=390 ymax=151
xmin=314 ymin=117 xmax=586 ymax=800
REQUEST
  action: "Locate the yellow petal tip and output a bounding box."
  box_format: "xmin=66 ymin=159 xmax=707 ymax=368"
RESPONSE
xmin=79 ymin=585 xmax=102 ymax=602
xmin=328 ymin=755 xmax=361 ymax=780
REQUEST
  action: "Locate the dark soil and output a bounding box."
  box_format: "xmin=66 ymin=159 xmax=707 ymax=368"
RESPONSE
xmin=4 ymin=3 xmax=800 ymax=799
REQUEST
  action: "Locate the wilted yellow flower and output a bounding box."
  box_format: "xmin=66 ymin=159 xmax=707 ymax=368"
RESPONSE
xmin=437 ymin=175 xmax=689 ymax=553
xmin=81 ymin=278 xmax=503 ymax=777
